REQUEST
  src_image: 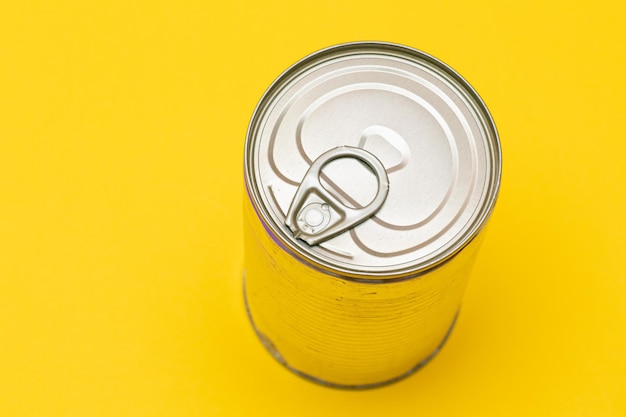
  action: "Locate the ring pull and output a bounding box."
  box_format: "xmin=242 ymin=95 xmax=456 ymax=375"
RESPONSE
xmin=285 ymin=146 xmax=389 ymax=246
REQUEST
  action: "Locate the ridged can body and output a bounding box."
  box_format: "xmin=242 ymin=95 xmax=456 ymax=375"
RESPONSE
xmin=243 ymin=42 xmax=501 ymax=388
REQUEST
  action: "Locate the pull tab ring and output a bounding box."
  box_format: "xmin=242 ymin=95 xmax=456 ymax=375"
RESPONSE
xmin=285 ymin=146 xmax=389 ymax=246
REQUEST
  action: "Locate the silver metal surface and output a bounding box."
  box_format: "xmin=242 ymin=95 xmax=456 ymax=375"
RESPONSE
xmin=285 ymin=146 xmax=389 ymax=246
xmin=245 ymin=42 xmax=501 ymax=277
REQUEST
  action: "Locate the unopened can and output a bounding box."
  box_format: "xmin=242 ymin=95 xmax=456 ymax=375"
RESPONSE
xmin=243 ymin=42 xmax=501 ymax=388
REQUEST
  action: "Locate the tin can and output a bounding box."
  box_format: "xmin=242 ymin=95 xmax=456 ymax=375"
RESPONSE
xmin=243 ymin=42 xmax=501 ymax=388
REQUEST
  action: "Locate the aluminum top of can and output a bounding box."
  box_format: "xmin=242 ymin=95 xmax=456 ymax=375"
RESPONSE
xmin=245 ymin=42 xmax=501 ymax=278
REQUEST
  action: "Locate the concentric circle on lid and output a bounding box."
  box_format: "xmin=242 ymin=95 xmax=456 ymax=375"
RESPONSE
xmin=245 ymin=42 xmax=501 ymax=278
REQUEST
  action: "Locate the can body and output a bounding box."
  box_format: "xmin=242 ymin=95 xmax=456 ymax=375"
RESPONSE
xmin=243 ymin=42 xmax=501 ymax=388
xmin=244 ymin=196 xmax=484 ymax=387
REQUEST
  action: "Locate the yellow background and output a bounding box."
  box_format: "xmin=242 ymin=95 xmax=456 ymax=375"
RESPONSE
xmin=1 ymin=1 xmax=625 ymax=416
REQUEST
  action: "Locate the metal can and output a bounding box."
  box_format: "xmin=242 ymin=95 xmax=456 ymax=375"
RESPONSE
xmin=243 ymin=42 xmax=501 ymax=388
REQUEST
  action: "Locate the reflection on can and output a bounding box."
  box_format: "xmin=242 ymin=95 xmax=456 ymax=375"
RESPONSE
xmin=243 ymin=42 xmax=501 ymax=388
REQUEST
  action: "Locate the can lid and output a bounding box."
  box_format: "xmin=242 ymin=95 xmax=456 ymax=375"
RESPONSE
xmin=245 ymin=42 xmax=501 ymax=278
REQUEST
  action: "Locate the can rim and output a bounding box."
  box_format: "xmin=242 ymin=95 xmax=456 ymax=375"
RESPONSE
xmin=244 ymin=41 xmax=502 ymax=279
